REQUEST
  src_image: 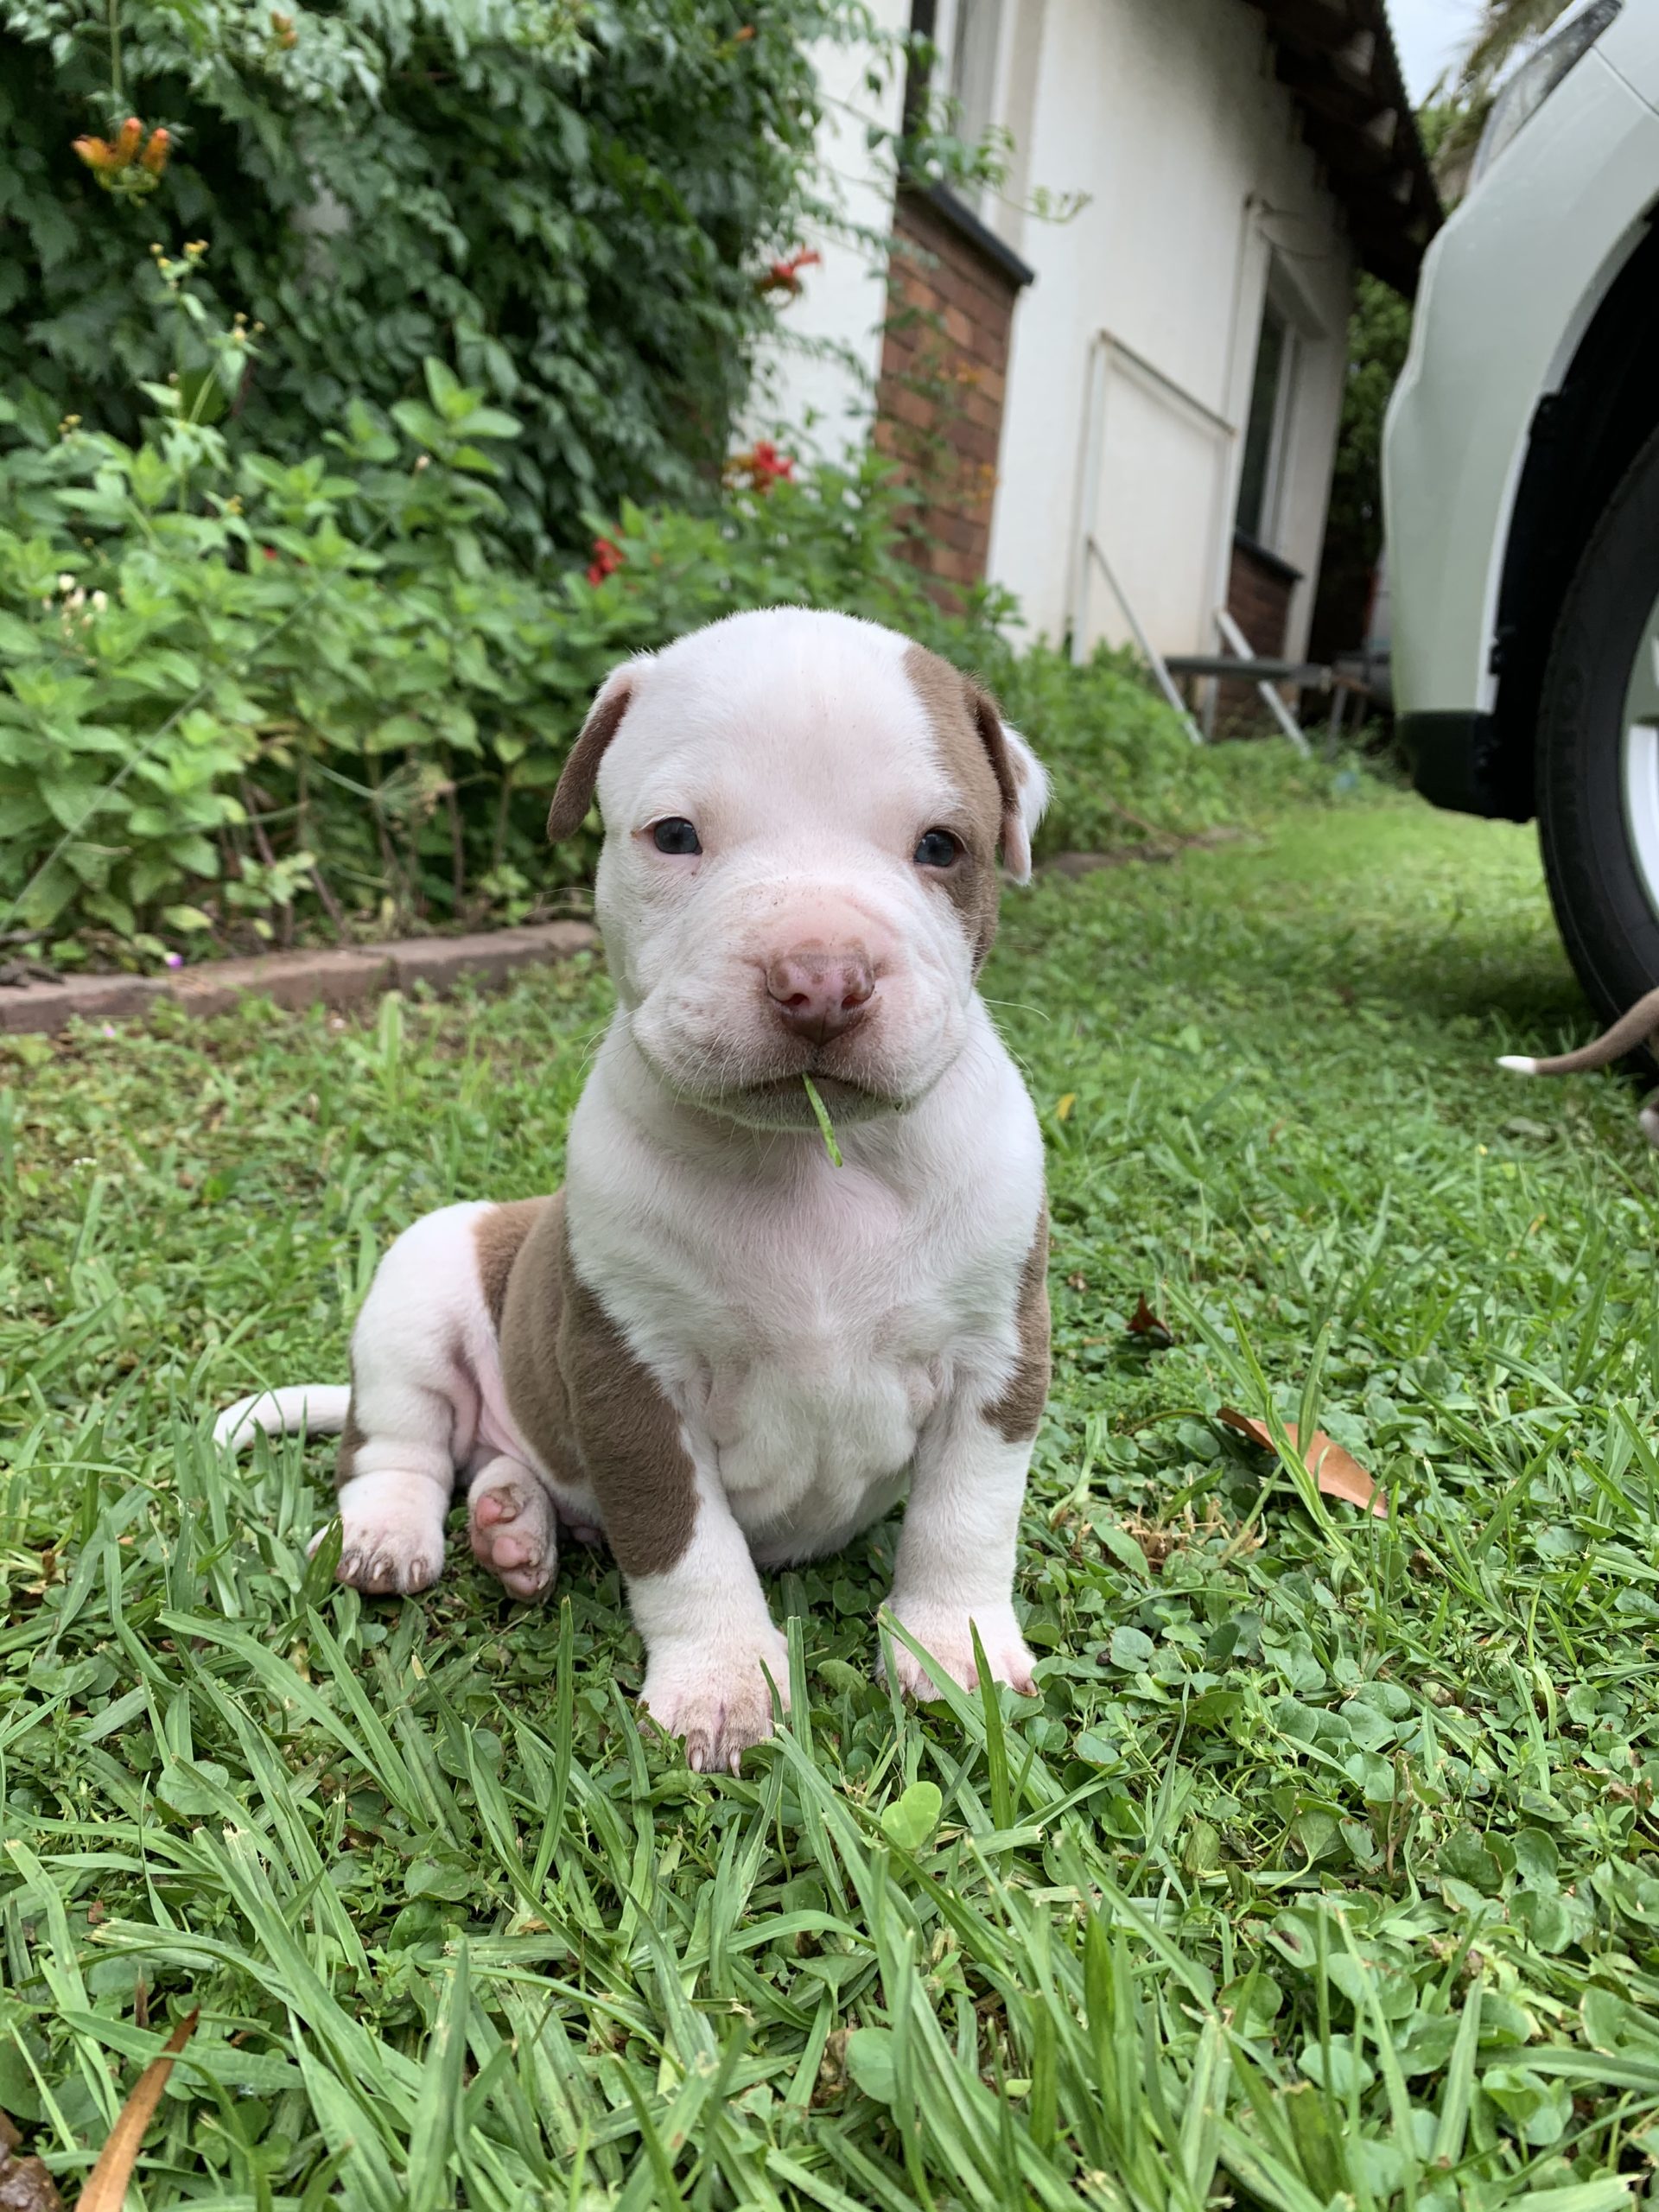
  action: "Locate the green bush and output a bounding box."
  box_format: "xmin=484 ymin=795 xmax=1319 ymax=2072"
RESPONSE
xmin=0 ymin=329 xmax=1343 ymax=962
xmin=0 ymin=356 xmax=950 ymax=956
xmin=987 ymin=640 xmax=1344 ymax=858
xmin=0 ymin=0 xmax=846 ymax=556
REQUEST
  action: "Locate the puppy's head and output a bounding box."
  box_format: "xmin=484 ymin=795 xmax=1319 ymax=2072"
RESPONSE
xmin=548 ymin=608 xmax=1047 ymax=1129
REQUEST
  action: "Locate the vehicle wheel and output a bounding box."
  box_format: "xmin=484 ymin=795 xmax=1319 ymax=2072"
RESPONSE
xmin=1538 ymin=421 xmax=1659 ymax=1039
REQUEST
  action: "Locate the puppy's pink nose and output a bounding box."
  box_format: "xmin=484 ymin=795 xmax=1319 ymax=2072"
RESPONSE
xmin=766 ymin=943 xmax=874 ymax=1046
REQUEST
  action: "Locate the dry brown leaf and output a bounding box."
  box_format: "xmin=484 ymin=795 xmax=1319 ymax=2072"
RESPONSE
xmin=1217 ymin=1408 xmax=1387 ymax=1518
xmin=814 ymin=2027 xmax=850 ymax=2107
xmin=74 ymin=2012 xmax=196 ymax=2212
xmin=0 ymin=2110 xmax=63 ymax=2212
xmin=0 ymin=2150 xmax=64 ymax=2212
xmin=1127 ymin=1293 xmax=1173 ymax=1346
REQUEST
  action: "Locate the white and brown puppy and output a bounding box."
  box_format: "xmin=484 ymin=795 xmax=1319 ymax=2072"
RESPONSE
xmin=216 ymin=607 xmax=1052 ymax=1770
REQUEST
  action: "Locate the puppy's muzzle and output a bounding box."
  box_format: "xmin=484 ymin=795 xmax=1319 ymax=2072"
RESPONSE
xmin=765 ymin=941 xmax=874 ymax=1049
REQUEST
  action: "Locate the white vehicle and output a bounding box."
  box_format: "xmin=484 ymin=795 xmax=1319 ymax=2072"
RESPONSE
xmin=1383 ymin=0 xmax=1659 ymax=1020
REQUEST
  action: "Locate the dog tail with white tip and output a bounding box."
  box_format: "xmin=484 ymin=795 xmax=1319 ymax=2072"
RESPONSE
xmin=213 ymin=1385 xmax=351 ymax=1452
xmin=1497 ymin=982 xmax=1659 ymax=1078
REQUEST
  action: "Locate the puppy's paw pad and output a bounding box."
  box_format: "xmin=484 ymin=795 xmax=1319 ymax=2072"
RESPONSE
xmin=881 ymin=1605 xmax=1037 ymax=1701
xmin=467 ymin=1467 xmax=557 ymax=1601
xmin=640 ymin=1630 xmax=790 ymax=1773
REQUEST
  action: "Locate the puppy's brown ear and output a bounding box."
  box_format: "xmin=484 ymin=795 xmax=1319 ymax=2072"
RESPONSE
xmin=547 ymin=671 xmax=635 ymax=844
xmin=968 ymin=686 xmax=1047 ymax=883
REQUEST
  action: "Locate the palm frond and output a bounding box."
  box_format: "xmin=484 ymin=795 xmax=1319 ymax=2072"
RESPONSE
xmin=1454 ymin=0 xmax=1574 ymax=101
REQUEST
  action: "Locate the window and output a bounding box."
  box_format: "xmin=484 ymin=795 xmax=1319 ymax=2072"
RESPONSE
xmin=948 ymin=0 xmax=1004 ymax=153
xmin=1235 ymin=296 xmax=1294 ymax=548
xmin=908 ymin=0 xmax=1005 ymax=171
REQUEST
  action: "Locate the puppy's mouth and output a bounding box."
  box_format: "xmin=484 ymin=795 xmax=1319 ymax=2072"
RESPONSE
xmin=727 ymin=1070 xmax=900 ymax=1119
xmin=626 ymin=988 xmax=942 ymax=1128
xmin=690 ymin=1065 xmax=900 ymax=1129
xmin=635 ymin=1042 xmax=907 ymax=1128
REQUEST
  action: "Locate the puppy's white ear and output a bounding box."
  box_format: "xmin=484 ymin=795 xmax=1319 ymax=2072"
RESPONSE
xmin=999 ymin=723 xmax=1049 ymax=885
xmin=968 ymin=689 xmax=1047 ymax=884
xmin=547 ymin=662 xmax=640 ymax=844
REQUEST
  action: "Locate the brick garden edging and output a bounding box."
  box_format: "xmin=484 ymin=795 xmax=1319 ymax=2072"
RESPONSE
xmin=1 ymin=920 xmax=599 ymax=1038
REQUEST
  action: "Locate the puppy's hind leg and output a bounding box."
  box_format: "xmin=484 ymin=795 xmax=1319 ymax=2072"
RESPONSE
xmin=1640 ymin=1095 xmax=1659 ymax=1150
xmin=467 ymin=1455 xmax=559 ymax=1602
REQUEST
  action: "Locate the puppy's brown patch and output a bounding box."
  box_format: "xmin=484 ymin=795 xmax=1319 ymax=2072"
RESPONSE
xmin=498 ymin=1194 xmax=587 ymax=1499
xmin=474 ymin=1198 xmax=552 ymax=1330
xmin=499 ymin=1193 xmax=698 ymax=1576
xmin=903 ymin=644 xmax=1007 ymax=968
xmin=984 ymin=1205 xmax=1051 ymax=1442
xmin=558 ymin=1245 xmax=699 ymax=1578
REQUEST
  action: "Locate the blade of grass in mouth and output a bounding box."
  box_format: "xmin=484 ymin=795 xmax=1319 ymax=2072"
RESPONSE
xmin=802 ymin=1074 xmax=842 ymax=1166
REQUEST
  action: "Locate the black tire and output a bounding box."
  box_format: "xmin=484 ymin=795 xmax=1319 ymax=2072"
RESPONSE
xmin=1538 ymin=422 xmax=1659 ymax=1037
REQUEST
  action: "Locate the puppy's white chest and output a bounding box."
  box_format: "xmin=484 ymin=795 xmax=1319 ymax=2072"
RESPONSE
xmin=569 ymin=1023 xmax=1046 ymax=1572
xmin=702 ymin=1322 xmax=939 ymax=1560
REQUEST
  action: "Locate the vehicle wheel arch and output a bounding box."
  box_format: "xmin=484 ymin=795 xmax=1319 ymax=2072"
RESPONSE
xmin=1486 ymin=203 xmax=1659 ymax=821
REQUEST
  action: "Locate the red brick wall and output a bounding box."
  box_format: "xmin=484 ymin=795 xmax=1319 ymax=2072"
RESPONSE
xmin=874 ymin=188 xmax=1024 ymax=597
xmin=1218 ymin=534 xmax=1303 ymax=728
xmin=1226 ymin=535 xmax=1299 ymax=657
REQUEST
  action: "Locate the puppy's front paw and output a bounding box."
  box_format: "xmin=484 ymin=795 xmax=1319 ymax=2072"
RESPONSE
xmin=640 ymin=1628 xmax=791 ymax=1773
xmin=881 ymin=1600 xmax=1036 ymax=1700
xmin=322 ymin=1514 xmax=442 ymax=1596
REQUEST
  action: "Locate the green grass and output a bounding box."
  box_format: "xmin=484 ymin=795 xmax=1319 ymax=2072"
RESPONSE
xmin=7 ymin=784 xmax=1659 ymax=2211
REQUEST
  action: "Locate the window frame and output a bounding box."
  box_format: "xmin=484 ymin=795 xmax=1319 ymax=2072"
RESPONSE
xmin=906 ymin=0 xmax=1012 ymax=206
xmin=1235 ymin=279 xmax=1301 ymax=555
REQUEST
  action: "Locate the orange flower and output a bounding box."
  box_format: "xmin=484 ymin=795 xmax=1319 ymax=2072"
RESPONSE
xmin=73 ymin=135 xmax=121 ymax=174
xmin=73 ymin=115 xmax=164 ymax=187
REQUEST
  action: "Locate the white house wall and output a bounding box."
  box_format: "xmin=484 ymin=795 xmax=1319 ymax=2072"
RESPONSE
xmin=751 ymin=1 xmax=912 ymax=457
xmin=766 ymin=0 xmax=1357 ymax=659
xmin=989 ymin=0 xmax=1355 ymax=655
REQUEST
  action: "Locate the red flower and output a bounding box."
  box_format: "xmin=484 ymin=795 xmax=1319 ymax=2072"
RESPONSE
xmin=724 ymin=441 xmax=796 ymax=494
xmin=585 ymin=535 xmax=624 ymax=586
xmin=750 ymin=440 xmax=795 ymax=483
xmin=756 ymin=246 xmax=822 ymax=297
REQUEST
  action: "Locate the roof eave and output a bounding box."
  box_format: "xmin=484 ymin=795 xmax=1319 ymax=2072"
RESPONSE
xmin=1245 ymin=0 xmax=1443 ymax=296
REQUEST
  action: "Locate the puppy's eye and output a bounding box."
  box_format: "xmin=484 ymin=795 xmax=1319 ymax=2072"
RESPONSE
xmin=652 ymin=817 xmax=702 ymax=855
xmin=913 ymin=828 xmax=962 ymax=868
